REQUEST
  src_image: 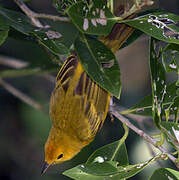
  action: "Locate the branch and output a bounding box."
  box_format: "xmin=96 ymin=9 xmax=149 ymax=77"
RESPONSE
xmin=0 ymin=79 xmax=47 ymax=114
xmin=109 ymin=104 xmax=179 ymax=168
xmin=32 ymin=13 xmax=70 ymax=22
xmin=13 ymin=0 xmax=70 ymax=28
xmin=14 ymin=0 xmax=43 ymax=27
xmin=0 ymin=55 xmax=28 ymax=69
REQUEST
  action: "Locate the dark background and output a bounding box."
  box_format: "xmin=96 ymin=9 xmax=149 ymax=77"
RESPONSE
xmin=0 ymin=0 xmax=178 ymax=180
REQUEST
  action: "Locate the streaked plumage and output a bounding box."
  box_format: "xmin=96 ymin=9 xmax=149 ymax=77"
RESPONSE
xmin=43 ymin=54 xmax=110 ymax=172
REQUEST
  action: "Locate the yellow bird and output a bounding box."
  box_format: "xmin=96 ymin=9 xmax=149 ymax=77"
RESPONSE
xmin=41 ymin=54 xmax=111 ymax=174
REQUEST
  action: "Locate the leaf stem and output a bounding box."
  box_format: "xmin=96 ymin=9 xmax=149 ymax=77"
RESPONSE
xmin=111 ymin=123 xmax=129 ymax=161
xmin=109 ymin=104 xmax=179 ymax=168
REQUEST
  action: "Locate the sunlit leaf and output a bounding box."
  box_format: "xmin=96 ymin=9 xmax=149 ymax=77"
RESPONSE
xmin=86 ymin=124 xmax=129 ymax=166
xmin=67 ymin=0 xmax=116 ymax=35
xmin=149 ymin=168 xmax=179 ymax=180
xmin=63 ymin=154 xmax=168 ymax=180
xmin=86 ymin=143 xmax=128 ymax=167
xmin=74 ymin=34 xmax=121 ymax=98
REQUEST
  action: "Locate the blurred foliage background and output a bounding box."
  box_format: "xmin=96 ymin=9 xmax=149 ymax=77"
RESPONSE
xmin=0 ymin=0 xmax=178 ymax=180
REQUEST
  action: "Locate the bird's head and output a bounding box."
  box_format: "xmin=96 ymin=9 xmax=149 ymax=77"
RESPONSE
xmin=41 ymin=127 xmax=84 ymax=175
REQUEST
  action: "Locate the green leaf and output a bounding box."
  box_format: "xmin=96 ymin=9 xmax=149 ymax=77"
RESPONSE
xmin=0 ymin=7 xmax=35 ymax=34
xmin=120 ymin=94 xmax=152 ymax=116
xmin=149 ymin=37 xmax=166 ymax=127
xmin=67 ymin=0 xmax=116 ymax=35
xmin=74 ymin=34 xmax=121 ymax=98
xmin=63 ymin=154 xmax=168 ymax=180
xmin=0 ymin=7 xmax=71 ymax=56
xmin=149 ymin=168 xmax=179 ymax=180
xmin=0 ymin=15 xmax=9 ymax=30
xmin=86 ymin=124 xmax=129 ymax=166
xmin=162 ymin=44 xmax=179 ymax=72
xmin=124 ymin=11 xmax=179 ymax=44
xmin=86 ymin=143 xmax=128 ymax=166
xmin=32 ymin=30 xmax=70 ymax=56
xmin=0 ymin=15 xmax=9 ymax=45
xmin=120 ymin=82 xmax=178 ymax=117
xmin=0 ymin=28 xmax=9 ymax=45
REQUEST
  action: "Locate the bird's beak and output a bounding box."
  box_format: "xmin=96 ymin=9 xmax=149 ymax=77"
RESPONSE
xmin=41 ymin=161 xmax=51 ymax=175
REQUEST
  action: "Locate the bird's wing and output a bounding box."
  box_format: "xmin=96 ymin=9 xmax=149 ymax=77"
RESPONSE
xmin=50 ymin=55 xmax=110 ymax=141
xmin=72 ymin=62 xmax=110 ymax=140
xmin=49 ymin=55 xmax=78 ymax=126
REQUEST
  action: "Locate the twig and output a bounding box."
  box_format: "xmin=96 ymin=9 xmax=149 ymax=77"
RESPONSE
xmin=138 ymin=120 xmax=164 ymax=168
xmin=109 ymin=104 xmax=179 ymax=168
xmin=119 ymin=105 xmax=164 ymax=167
xmin=13 ymin=0 xmax=70 ymax=28
xmin=0 ymin=55 xmax=28 ymax=69
xmin=31 ymin=13 xmax=70 ymax=22
xmin=39 ymin=74 xmax=56 ymax=84
xmin=0 ymin=55 xmax=57 ymax=81
xmin=0 ymin=79 xmax=47 ymax=114
xmin=121 ymin=0 xmax=154 ymax=19
xmin=14 ymin=0 xmax=43 ymax=27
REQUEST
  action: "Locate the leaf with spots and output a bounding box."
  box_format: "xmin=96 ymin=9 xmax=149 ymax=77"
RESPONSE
xmin=162 ymin=44 xmax=179 ymax=73
xmin=74 ymin=34 xmax=121 ymax=98
xmin=32 ymin=29 xmax=70 ymax=57
xmin=123 ymin=11 xmax=179 ymax=44
xmin=120 ymin=82 xmax=178 ymax=117
xmin=149 ymin=37 xmax=166 ymax=127
xmin=67 ymin=0 xmax=116 ymax=35
xmin=0 ymin=7 xmax=71 ymax=57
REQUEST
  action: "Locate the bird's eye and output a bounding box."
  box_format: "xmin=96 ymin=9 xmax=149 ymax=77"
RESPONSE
xmin=57 ymin=154 xmax=63 ymax=159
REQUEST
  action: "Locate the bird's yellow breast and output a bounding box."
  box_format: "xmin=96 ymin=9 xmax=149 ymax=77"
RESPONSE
xmin=45 ymin=54 xmax=110 ymax=165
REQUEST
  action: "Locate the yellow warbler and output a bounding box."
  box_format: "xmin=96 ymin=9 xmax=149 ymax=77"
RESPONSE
xmin=41 ymin=54 xmax=111 ymax=174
